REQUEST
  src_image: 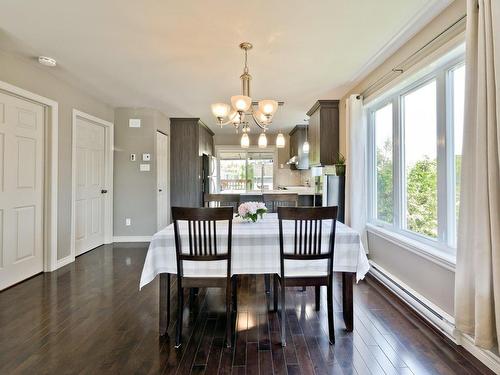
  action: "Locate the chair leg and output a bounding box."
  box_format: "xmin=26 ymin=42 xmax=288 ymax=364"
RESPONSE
xmin=265 ymin=274 xmax=271 ymax=294
xmin=232 ymin=276 xmax=238 ymax=312
xmin=175 ymin=281 xmax=184 ymax=348
xmin=226 ymin=279 xmax=232 ymax=348
xmin=280 ymin=280 xmax=286 ymax=347
xmin=166 ymin=274 xmax=171 ymax=333
xmin=273 ymin=275 xmax=278 ymax=312
xmin=327 ymin=284 xmax=335 ymax=345
xmin=189 ymin=288 xmax=196 ymax=308
xmin=315 ymin=285 xmax=320 ymax=311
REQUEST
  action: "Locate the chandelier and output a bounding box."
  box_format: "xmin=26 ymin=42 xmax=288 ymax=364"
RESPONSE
xmin=211 ymin=42 xmax=285 ymax=149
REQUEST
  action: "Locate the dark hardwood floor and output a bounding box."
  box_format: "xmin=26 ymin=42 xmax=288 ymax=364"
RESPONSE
xmin=0 ymin=243 xmax=492 ymax=375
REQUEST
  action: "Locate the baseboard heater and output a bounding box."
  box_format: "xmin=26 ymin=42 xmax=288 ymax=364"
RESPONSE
xmin=368 ymin=260 xmax=455 ymax=339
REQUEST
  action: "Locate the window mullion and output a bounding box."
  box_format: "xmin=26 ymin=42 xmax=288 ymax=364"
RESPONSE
xmin=445 ymin=68 xmax=457 ymax=247
xmin=393 ymin=96 xmax=402 ymax=230
xmin=368 ymin=111 xmax=376 ymax=221
xmin=436 ymin=71 xmax=448 ymax=243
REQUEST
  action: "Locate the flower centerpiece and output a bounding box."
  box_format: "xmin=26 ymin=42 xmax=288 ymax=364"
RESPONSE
xmin=236 ymin=202 xmax=267 ymax=223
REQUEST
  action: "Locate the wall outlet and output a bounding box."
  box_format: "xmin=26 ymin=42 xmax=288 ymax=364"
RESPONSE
xmin=125 ymin=218 xmax=131 ymax=226
xmin=130 ymin=153 xmax=136 ymax=161
xmin=142 ymin=153 xmax=151 ymax=161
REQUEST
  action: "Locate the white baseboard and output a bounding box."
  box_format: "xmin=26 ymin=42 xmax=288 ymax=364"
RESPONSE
xmin=113 ymin=236 xmax=152 ymax=243
xmin=369 ymin=260 xmax=500 ymax=374
xmin=455 ymin=334 xmax=500 ymax=374
xmin=50 ymin=254 xmax=75 ymax=271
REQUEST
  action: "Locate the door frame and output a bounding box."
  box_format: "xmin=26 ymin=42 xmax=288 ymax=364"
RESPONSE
xmin=0 ymin=80 xmax=59 ymax=272
xmin=71 ymin=109 xmax=113 ymax=259
xmin=155 ymin=130 xmax=170 ymax=230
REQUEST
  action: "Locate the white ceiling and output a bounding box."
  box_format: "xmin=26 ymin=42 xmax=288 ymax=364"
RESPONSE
xmin=0 ymin=0 xmax=448 ymax=134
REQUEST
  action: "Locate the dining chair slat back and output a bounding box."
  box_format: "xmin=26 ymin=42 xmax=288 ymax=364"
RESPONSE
xmin=263 ymin=193 xmax=298 ymax=213
xmin=204 ymin=193 xmax=240 ymax=213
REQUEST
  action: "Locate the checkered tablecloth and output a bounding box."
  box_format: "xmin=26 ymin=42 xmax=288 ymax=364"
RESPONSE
xmin=139 ymin=213 xmax=369 ymax=289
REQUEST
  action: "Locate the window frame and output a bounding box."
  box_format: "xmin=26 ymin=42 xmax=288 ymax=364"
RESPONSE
xmin=367 ymin=55 xmax=465 ymax=255
xmin=215 ymin=145 xmax=278 ymax=193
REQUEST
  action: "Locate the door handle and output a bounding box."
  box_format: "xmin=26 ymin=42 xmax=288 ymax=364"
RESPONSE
xmin=158 ymin=189 xmax=163 ymax=192
xmin=101 ymin=189 xmax=108 ymax=194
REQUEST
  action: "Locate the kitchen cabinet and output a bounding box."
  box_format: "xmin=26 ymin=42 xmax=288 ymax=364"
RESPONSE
xmin=288 ymin=125 xmax=309 ymax=170
xmin=170 ymin=118 xmax=214 ymax=207
xmin=306 ymin=100 xmax=339 ymax=166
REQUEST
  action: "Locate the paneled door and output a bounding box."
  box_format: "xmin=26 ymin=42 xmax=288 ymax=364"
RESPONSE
xmin=75 ymin=117 xmax=106 ymax=255
xmin=156 ymin=131 xmax=169 ymax=230
xmin=0 ymin=91 xmax=44 ymax=290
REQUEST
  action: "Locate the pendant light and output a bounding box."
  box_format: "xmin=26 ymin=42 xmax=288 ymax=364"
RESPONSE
xmin=276 ymin=133 xmax=285 ymax=148
xmin=241 ymin=132 xmax=250 ymax=148
xmin=258 ymin=132 xmax=268 ymax=148
xmin=302 ymin=125 xmax=310 ymax=154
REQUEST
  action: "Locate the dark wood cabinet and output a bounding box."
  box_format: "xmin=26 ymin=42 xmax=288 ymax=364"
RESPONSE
xmin=306 ymin=100 xmax=339 ymax=166
xmin=170 ymin=118 xmax=214 ymax=207
xmin=288 ymin=125 xmax=309 ymax=170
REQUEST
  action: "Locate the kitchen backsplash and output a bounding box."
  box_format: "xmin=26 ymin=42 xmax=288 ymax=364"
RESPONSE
xmin=275 ymin=168 xmax=302 ymax=186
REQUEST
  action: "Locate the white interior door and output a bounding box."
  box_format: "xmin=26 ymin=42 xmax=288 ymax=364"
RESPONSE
xmin=75 ymin=117 xmax=106 ymax=255
xmin=0 ymin=91 xmax=44 ymax=290
xmin=156 ymin=131 xmax=169 ymax=230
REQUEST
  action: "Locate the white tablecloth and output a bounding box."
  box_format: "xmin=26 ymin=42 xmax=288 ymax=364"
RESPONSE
xmin=140 ymin=213 xmax=369 ymax=289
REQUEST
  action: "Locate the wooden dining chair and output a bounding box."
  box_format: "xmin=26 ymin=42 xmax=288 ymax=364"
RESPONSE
xmin=204 ymin=193 xmax=240 ymax=213
xmin=172 ymin=206 xmax=236 ymax=349
xmin=262 ymin=193 xmax=299 ymax=213
xmin=274 ymin=206 xmax=338 ymax=346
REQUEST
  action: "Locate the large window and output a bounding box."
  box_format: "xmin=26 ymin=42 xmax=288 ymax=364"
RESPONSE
xmin=218 ymin=149 xmax=275 ymax=192
xmin=374 ymin=103 xmax=393 ymax=223
xmin=403 ymin=79 xmax=438 ymax=238
xmin=368 ymin=54 xmax=465 ymax=252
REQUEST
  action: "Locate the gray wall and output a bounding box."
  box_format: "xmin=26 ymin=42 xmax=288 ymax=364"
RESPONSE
xmin=340 ymin=0 xmax=466 ymax=316
xmin=0 ymin=50 xmax=114 ymax=260
xmin=113 ymin=108 xmax=169 ymax=237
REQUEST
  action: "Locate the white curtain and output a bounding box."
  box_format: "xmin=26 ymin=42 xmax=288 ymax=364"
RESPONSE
xmin=346 ymin=95 xmax=368 ymax=250
xmin=455 ymin=0 xmax=500 ymax=351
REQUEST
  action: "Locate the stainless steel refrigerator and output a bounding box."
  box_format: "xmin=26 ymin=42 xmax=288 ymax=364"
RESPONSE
xmin=322 ymin=174 xmax=345 ymax=223
xmin=202 ymin=154 xmax=217 ymax=199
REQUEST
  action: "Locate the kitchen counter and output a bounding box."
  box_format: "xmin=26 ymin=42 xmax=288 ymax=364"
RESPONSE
xmin=217 ymin=187 xmax=322 ymax=206
xmin=219 ymin=189 xmax=319 ymax=196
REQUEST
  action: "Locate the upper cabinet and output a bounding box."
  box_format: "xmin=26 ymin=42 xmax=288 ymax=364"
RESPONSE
xmin=306 ymin=100 xmax=340 ymax=166
xmin=289 ymin=125 xmax=309 ymax=170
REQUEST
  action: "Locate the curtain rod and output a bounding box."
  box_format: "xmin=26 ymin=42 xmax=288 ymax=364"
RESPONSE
xmin=356 ymin=13 xmax=467 ymax=100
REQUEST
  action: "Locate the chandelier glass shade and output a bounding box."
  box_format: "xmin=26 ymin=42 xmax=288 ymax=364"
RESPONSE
xmin=211 ymin=42 xmax=284 ymax=148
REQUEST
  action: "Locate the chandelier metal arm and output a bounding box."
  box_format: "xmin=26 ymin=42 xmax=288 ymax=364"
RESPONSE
xmin=250 ymin=111 xmax=268 ymax=130
xmin=216 ymin=112 xmax=242 ymax=127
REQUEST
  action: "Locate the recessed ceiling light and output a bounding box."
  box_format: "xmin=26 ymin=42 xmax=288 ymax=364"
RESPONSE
xmin=38 ymin=56 xmax=57 ymax=67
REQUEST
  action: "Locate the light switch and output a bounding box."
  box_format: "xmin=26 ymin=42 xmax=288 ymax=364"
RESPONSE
xmin=125 ymin=218 xmax=131 ymax=226
xmin=140 ymin=163 xmax=150 ymax=172
xmin=129 ymin=118 xmax=141 ymax=128
xmin=142 ymin=153 xmax=151 ymax=161
xmin=130 ymin=154 xmax=136 ymax=161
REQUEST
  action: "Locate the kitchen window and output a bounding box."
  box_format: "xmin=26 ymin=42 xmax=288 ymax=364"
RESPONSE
xmin=217 ymin=148 xmax=276 ymax=192
xmin=367 ymin=50 xmax=465 ymax=253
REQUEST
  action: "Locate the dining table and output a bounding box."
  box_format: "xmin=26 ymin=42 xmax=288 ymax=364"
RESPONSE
xmin=140 ymin=213 xmax=370 ymax=335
